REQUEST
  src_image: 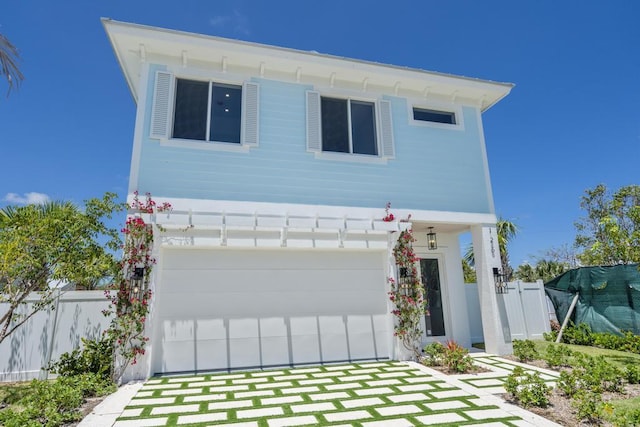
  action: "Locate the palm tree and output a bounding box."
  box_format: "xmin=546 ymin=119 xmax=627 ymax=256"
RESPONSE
xmin=496 ymin=218 xmax=518 ymax=277
xmin=0 ymin=33 xmax=23 ymax=95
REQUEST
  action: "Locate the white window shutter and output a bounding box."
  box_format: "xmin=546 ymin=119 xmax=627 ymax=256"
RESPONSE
xmin=242 ymin=81 xmax=259 ymax=146
xmin=378 ymin=99 xmax=395 ymax=158
xmin=149 ymin=71 xmax=174 ymax=140
xmin=306 ymin=90 xmax=322 ymax=152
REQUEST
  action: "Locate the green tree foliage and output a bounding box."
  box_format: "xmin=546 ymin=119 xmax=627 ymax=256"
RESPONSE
xmin=0 ymin=33 xmax=23 ymax=95
xmin=575 ymin=184 xmax=640 ymax=265
xmin=514 ymin=259 xmax=570 ymax=283
xmin=0 ymin=193 xmax=124 ymax=343
xmin=462 ymin=259 xmax=476 ymax=283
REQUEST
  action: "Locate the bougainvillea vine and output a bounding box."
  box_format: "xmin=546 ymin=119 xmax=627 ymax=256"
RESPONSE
xmin=103 ymin=192 xmax=171 ymax=381
xmin=386 ymin=204 xmax=427 ymax=360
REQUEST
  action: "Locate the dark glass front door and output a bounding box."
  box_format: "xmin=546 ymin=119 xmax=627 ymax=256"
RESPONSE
xmin=420 ymin=259 xmax=446 ymax=337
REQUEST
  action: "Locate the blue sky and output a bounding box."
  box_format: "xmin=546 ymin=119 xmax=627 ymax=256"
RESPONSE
xmin=1 ymin=1 xmax=639 ymax=267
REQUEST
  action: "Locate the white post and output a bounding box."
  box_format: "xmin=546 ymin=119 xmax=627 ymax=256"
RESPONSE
xmin=470 ymin=224 xmax=513 ymax=355
xmin=556 ymin=292 xmax=580 ymax=344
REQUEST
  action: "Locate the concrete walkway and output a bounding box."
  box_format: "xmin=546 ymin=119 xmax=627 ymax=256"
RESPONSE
xmin=80 ymin=355 xmax=561 ymax=426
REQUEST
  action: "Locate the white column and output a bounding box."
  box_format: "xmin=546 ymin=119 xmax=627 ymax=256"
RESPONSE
xmin=387 ymin=226 xmax=414 ymax=361
xmin=470 ymin=224 xmax=513 ymax=355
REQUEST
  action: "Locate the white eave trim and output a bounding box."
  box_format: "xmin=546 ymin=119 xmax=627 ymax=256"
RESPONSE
xmin=102 ymin=18 xmax=513 ymax=110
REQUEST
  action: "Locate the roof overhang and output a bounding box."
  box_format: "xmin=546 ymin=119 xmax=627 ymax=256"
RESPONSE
xmin=102 ymin=18 xmax=513 ymax=111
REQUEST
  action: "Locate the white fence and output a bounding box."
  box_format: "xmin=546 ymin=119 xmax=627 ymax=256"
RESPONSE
xmin=0 ymin=283 xmax=551 ymax=382
xmin=465 ymin=280 xmax=551 ymax=343
xmin=0 ymin=291 xmax=113 ymax=382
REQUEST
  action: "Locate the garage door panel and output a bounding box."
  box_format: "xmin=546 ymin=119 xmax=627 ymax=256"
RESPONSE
xmin=161 ymin=248 xmax=383 ymax=271
xmin=260 ymin=337 xmax=290 ymax=366
xmin=375 ymin=331 xmax=389 ymax=355
xmin=162 ymin=319 xmax=196 ymax=342
xmin=158 ymin=293 xmax=383 ymax=318
xmin=319 ymin=316 xmax=347 ymax=334
xmin=196 ymin=340 xmax=228 ymax=370
xmin=348 ymin=332 xmax=376 ymax=359
xmin=291 ymin=335 xmax=321 ymax=364
xmin=229 ymin=338 xmax=261 ymax=368
xmin=195 ymin=319 xmax=226 ymax=340
xmin=158 ymin=269 xmax=385 ymax=294
xmin=259 ymin=318 xmax=288 ymax=337
xmin=159 ymin=341 xmax=195 ymax=373
xmin=154 ymin=249 xmax=390 ymax=373
xmin=229 ymin=319 xmax=259 ymax=339
xmin=347 ymin=315 xmax=376 ymax=334
xmin=321 ymin=334 xmax=349 ymax=361
xmin=289 ymin=316 xmax=318 ymax=336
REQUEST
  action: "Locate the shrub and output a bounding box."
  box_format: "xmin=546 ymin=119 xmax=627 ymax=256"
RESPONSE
xmin=625 ymin=364 xmax=640 ymax=384
xmin=562 ymin=322 xmax=594 ymax=346
xmin=620 ymin=331 xmax=640 ymax=353
xmin=542 ymin=330 xmax=557 ymax=342
xmin=587 ymin=356 xmax=624 ymax=393
xmin=442 ymin=340 xmax=474 ymax=373
xmin=593 ymin=332 xmax=624 ymax=350
xmin=609 ymin=407 xmax=640 ymax=427
xmin=512 ymin=339 xmax=539 ymax=362
xmin=544 ymin=344 xmax=573 ymax=368
xmin=0 ymin=373 xmax=115 ymax=427
xmin=422 ymin=342 xmax=445 ymax=366
xmin=573 ymin=389 xmax=604 ymax=423
xmin=557 ymin=370 xmax=579 ymax=397
xmin=504 ymin=366 xmax=551 ymax=407
xmin=49 ymin=336 xmax=114 ymax=380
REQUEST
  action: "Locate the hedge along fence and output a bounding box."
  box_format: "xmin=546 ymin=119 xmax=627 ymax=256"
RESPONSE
xmin=0 ymin=290 xmax=113 ymax=382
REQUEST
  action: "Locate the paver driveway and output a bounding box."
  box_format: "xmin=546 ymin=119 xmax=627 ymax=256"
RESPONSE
xmin=100 ymin=358 xmax=559 ymax=426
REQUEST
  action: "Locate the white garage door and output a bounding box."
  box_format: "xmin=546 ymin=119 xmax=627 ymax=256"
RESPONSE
xmin=153 ymin=247 xmax=390 ymax=374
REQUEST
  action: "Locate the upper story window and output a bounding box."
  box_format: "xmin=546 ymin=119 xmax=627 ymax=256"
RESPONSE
xmin=149 ymin=71 xmax=259 ymax=149
xmin=413 ymin=107 xmax=456 ymax=125
xmin=321 ymin=97 xmax=378 ymax=156
xmin=409 ymin=102 xmax=464 ymax=131
xmin=306 ymin=91 xmax=395 ymax=161
xmin=173 ymin=79 xmax=243 ymax=143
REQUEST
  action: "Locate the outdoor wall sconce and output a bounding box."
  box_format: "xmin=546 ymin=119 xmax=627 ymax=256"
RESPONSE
xmin=493 ymin=267 xmax=509 ymax=294
xmin=427 ymin=227 xmax=437 ymax=250
xmin=131 ymin=266 xmax=145 ymax=299
xmin=398 ymin=267 xmax=410 ymax=296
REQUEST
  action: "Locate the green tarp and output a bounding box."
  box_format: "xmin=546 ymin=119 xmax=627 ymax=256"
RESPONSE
xmin=544 ymin=264 xmax=640 ymax=335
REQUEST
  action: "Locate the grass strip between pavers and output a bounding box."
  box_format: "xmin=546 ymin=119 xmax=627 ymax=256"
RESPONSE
xmin=116 ymin=361 xmax=527 ymax=426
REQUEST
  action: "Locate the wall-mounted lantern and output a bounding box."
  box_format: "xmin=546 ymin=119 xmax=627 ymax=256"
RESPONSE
xmin=398 ymin=267 xmax=410 ymax=296
xmin=427 ymin=227 xmax=437 ymax=250
xmin=130 ymin=266 xmax=145 ymax=299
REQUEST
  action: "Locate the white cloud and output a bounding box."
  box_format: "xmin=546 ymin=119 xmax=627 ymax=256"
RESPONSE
xmin=3 ymin=192 xmax=51 ymax=205
xmin=209 ymin=10 xmax=250 ymax=36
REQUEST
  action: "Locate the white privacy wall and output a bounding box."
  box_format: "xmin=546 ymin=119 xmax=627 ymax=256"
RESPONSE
xmin=0 ymin=291 xmax=113 ymax=382
xmin=465 ymin=280 xmax=551 ymax=343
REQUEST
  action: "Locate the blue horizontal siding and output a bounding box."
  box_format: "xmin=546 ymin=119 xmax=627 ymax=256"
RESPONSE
xmin=136 ymin=66 xmax=493 ymax=213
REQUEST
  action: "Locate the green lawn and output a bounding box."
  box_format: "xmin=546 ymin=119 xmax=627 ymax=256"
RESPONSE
xmin=531 ymin=339 xmax=640 ymax=369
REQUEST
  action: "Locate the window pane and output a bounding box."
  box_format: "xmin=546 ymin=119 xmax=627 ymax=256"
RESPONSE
xmin=321 ymin=97 xmax=349 ymax=153
xmin=351 ymin=101 xmax=377 ymax=155
xmin=173 ymin=79 xmax=208 ymax=140
xmin=413 ymin=108 xmax=456 ymax=125
xmin=210 ymin=83 xmax=242 ymax=144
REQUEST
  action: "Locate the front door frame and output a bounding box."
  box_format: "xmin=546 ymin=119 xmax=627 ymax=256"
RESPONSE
xmin=415 ymin=253 xmax=452 ymax=345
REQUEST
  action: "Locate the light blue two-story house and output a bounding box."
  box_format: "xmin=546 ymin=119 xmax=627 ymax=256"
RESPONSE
xmin=104 ymin=19 xmax=514 ymax=379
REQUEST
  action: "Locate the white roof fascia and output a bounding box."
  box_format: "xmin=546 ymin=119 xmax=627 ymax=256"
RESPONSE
xmin=102 ymin=18 xmax=513 ymax=111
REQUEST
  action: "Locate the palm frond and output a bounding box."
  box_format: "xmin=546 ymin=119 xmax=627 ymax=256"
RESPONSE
xmin=0 ymin=33 xmax=24 ymax=96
